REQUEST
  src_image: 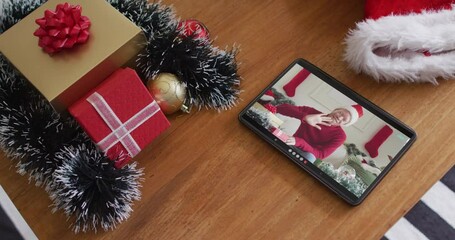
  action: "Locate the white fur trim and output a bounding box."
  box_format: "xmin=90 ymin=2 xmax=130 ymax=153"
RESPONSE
xmin=343 ymin=106 xmax=359 ymax=127
xmin=260 ymin=95 xmax=274 ymax=101
xmin=344 ymin=6 xmax=455 ymax=84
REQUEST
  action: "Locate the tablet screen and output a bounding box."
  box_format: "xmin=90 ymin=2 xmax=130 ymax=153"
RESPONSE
xmin=241 ymin=60 xmax=415 ymax=203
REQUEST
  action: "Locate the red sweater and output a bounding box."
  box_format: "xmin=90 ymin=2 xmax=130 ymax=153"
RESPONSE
xmin=276 ymin=104 xmax=346 ymax=159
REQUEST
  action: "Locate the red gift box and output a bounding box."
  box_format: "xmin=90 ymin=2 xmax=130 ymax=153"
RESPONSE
xmin=69 ymin=68 xmax=170 ymax=168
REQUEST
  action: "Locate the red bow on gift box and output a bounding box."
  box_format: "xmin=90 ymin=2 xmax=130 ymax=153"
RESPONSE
xmin=33 ymin=2 xmax=91 ymax=54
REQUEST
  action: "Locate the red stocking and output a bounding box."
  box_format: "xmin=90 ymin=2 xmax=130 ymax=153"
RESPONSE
xmin=365 ymin=125 xmax=393 ymax=158
xmin=283 ymin=69 xmax=311 ymax=97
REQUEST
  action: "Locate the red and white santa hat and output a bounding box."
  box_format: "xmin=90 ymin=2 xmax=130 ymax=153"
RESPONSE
xmin=344 ymin=0 xmax=455 ymax=84
xmin=260 ymin=90 xmax=275 ymax=102
xmin=344 ymin=104 xmax=363 ymax=126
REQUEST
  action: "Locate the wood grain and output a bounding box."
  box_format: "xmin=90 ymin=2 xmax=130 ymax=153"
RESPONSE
xmin=1 ymin=0 xmax=454 ymax=239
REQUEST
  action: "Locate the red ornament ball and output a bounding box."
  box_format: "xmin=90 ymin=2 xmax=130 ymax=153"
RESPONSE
xmin=177 ymin=19 xmax=209 ymax=40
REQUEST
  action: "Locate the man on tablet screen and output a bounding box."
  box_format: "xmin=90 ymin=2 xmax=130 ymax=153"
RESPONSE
xmin=276 ymin=104 xmax=363 ymax=163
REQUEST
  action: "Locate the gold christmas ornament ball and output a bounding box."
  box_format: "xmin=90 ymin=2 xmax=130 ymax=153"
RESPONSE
xmin=147 ymin=73 xmax=187 ymax=115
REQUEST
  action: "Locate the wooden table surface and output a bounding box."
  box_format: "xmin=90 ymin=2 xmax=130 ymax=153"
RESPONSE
xmin=1 ymin=0 xmax=454 ymax=239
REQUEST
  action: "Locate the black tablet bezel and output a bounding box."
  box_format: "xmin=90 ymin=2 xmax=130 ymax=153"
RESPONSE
xmin=239 ymin=59 xmax=417 ymax=205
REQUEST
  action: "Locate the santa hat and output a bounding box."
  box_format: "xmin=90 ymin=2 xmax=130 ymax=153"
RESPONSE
xmin=260 ymin=90 xmax=275 ymax=102
xmin=344 ymin=104 xmax=363 ymax=126
xmin=344 ymin=0 xmax=455 ymax=84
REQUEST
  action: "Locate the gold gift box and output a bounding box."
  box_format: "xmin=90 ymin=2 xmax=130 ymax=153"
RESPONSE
xmin=0 ymin=0 xmax=145 ymax=111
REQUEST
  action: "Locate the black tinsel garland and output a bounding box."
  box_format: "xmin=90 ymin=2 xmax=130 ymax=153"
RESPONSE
xmin=0 ymin=0 xmax=240 ymax=233
xmin=109 ymin=0 xmax=240 ymax=110
xmin=137 ymin=30 xmax=240 ymax=110
xmin=51 ymin=145 xmax=143 ymax=232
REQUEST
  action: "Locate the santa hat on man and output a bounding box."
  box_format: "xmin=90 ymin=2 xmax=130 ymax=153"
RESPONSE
xmin=344 ymin=104 xmax=363 ymax=127
xmin=344 ymin=0 xmax=455 ymax=84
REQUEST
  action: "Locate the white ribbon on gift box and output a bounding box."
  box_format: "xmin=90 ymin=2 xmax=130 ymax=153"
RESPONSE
xmin=87 ymin=92 xmax=160 ymax=157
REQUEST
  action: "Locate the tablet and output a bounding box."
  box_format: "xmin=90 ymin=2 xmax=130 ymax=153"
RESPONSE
xmin=239 ymin=59 xmax=416 ymax=205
